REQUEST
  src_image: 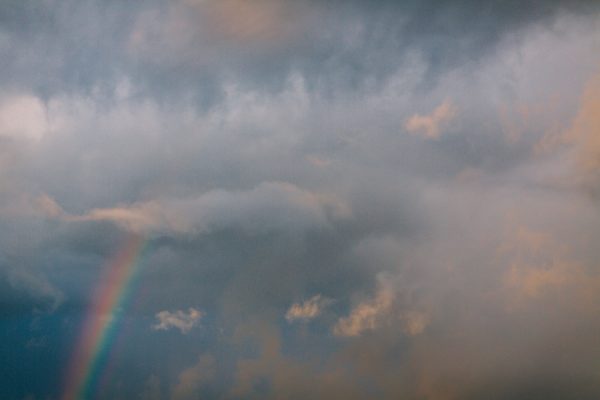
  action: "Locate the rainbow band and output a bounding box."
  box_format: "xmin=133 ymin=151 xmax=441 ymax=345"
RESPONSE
xmin=62 ymin=234 xmax=146 ymax=400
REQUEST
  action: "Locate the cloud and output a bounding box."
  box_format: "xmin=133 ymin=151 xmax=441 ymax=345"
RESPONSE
xmin=228 ymin=323 xmax=343 ymax=399
xmin=333 ymin=283 xmax=394 ymax=337
xmin=171 ymin=355 xmax=215 ymax=400
xmin=499 ymin=225 xmax=600 ymax=311
xmin=182 ymin=0 xmax=294 ymax=43
xmin=6 ymin=268 xmax=65 ymax=313
xmin=0 ymin=95 xmax=47 ymax=142
xmin=331 ymin=280 xmax=429 ymax=337
xmin=404 ymin=100 xmax=457 ymax=139
xmin=564 ymin=70 xmax=600 ymax=193
xmin=152 ymin=308 xmax=204 ymax=334
xmin=1 ymin=1 xmax=600 ymax=399
xmin=68 ymin=181 xmax=348 ymax=235
xmin=285 ymin=294 xmax=331 ymax=322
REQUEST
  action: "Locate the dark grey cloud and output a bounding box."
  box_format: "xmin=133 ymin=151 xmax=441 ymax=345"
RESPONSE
xmin=1 ymin=1 xmax=600 ymax=399
xmin=1 ymin=0 xmax=598 ymax=101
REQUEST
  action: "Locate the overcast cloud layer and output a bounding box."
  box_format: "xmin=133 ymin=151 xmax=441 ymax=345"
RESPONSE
xmin=2 ymin=1 xmax=600 ymax=399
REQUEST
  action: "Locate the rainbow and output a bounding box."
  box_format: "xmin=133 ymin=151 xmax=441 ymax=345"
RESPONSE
xmin=62 ymin=234 xmax=146 ymax=400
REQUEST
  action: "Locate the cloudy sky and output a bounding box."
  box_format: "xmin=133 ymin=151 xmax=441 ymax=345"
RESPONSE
xmin=1 ymin=1 xmax=600 ymax=399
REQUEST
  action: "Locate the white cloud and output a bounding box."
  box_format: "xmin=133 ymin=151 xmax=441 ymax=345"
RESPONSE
xmin=285 ymin=294 xmax=331 ymax=322
xmin=0 ymin=95 xmax=47 ymax=142
xmin=405 ymin=100 xmax=457 ymax=139
xmin=152 ymin=308 xmax=204 ymax=334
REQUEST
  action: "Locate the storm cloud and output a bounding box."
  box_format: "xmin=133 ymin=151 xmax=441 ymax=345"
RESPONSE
xmin=1 ymin=1 xmax=600 ymax=399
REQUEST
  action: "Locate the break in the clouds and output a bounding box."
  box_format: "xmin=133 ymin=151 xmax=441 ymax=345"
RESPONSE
xmin=1 ymin=1 xmax=600 ymax=399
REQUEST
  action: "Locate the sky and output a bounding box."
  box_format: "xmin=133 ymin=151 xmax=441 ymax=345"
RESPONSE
xmin=1 ymin=1 xmax=600 ymax=399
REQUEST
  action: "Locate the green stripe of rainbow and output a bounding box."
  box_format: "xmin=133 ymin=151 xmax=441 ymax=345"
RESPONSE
xmin=62 ymin=234 xmax=146 ymax=400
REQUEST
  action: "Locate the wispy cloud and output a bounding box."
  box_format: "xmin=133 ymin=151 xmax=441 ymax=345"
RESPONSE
xmin=285 ymin=294 xmax=331 ymax=322
xmin=65 ymin=182 xmax=348 ymax=235
xmin=152 ymin=308 xmax=204 ymax=334
xmin=7 ymin=269 xmax=65 ymax=314
xmin=171 ymin=355 xmax=215 ymax=400
xmin=405 ymin=100 xmax=457 ymax=139
xmin=333 ymin=285 xmax=394 ymax=337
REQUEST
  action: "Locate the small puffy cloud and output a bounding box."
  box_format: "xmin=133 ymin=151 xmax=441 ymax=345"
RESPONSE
xmin=152 ymin=308 xmax=204 ymax=334
xmin=333 ymin=283 xmax=430 ymax=337
xmin=285 ymin=294 xmax=331 ymax=322
xmin=333 ymin=285 xmax=394 ymax=337
xmin=405 ymin=100 xmax=457 ymax=139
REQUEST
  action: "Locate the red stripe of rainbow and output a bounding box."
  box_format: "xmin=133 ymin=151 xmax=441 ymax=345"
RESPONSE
xmin=62 ymin=234 xmax=145 ymax=400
